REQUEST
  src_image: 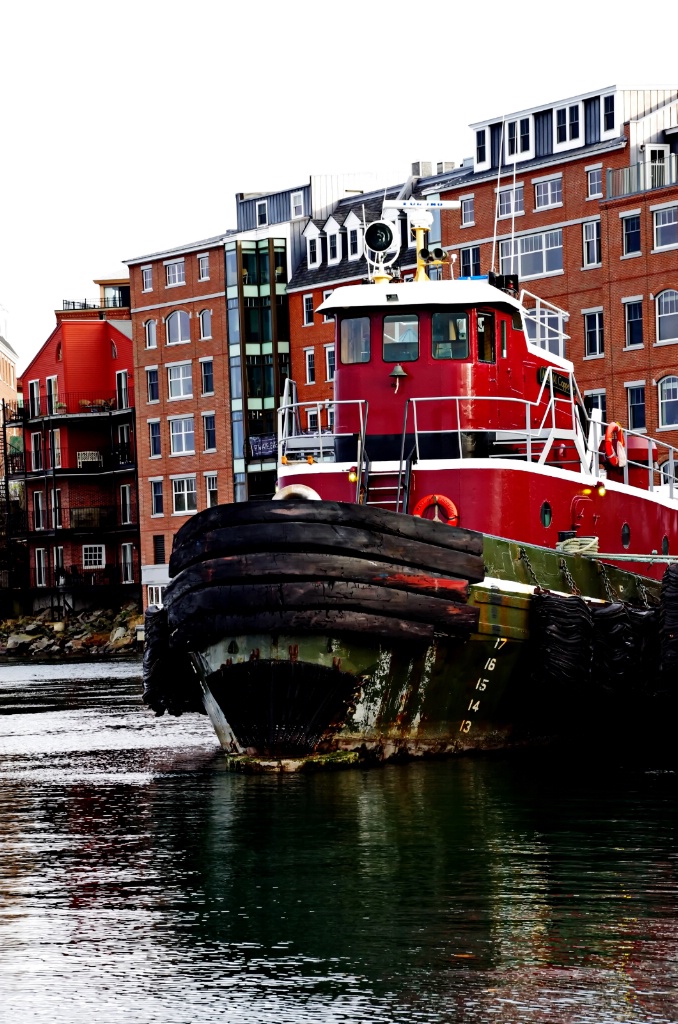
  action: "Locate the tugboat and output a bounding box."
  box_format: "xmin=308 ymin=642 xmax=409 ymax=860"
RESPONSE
xmin=144 ymin=200 xmax=678 ymax=768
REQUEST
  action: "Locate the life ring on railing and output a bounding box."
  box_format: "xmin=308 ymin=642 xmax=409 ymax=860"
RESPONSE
xmin=604 ymin=422 xmax=627 ymax=468
xmin=273 ymin=484 xmax=322 ymax=501
xmin=412 ymin=493 xmax=459 ymax=525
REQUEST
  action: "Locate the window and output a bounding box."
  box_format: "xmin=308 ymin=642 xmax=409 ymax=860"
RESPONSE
xmin=328 ymin=235 xmax=338 ymax=261
xmin=116 ymin=370 xmax=129 ymax=410
xmin=569 ymin=105 xmax=579 ymax=140
xmin=322 ymin=290 xmax=334 ymax=323
xmin=584 ymin=391 xmax=607 ymax=423
xmin=340 ymin=317 xmax=370 ymax=364
xmin=460 ymin=246 xmax=480 ymax=277
xmin=120 ymin=484 xmax=132 ymax=525
xmin=623 ymin=215 xmax=641 ymax=255
xmin=170 ymin=416 xmax=195 ymax=454
xmin=31 ymin=432 xmax=42 ymax=471
xmin=432 ymin=312 xmax=469 ymax=359
xmin=524 ymin=309 xmax=567 ymax=358
xmin=151 ymin=480 xmax=163 ymax=516
xmin=54 ymin=546 xmax=64 ymax=583
xmin=307 ymin=410 xmax=318 ymax=431
xmin=303 ymin=294 xmax=314 ymax=326
xmin=587 ymin=168 xmax=603 ymax=198
xmin=206 ymin=474 xmax=218 ymax=508
xmin=654 ymin=208 xmax=678 ymax=249
xmin=165 ymin=260 xmax=185 ymax=287
xmin=308 ymin=237 xmax=319 ymax=266
xmin=383 ymin=314 xmax=419 ymax=362
xmin=35 ymin=548 xmax=46 ymax=587
xmin=628 ymin=386 xmax=646 ymax=431
xmin=149 ymin=421 xmax=161 ymax=457
xmin=144 ymin=319 xmax=157 ymax=349
xmin=148 ymin=585 xmax=165 ymax=607
xmin=50 ymin=488 xmax=62 ymax=529
xmin=172 ymin=476 xmax=197 ymax=514
xmin=121 ymin=543 xmax=134 ymax=584
xmin=33 ymin=490 xmax=44 ymax=530
xmin=585 ymin=310 xmax=604 ymax=356
xmin=476 ymin=130 xmax=486 ymax=163
xmin=499 ymin=229 xmax=563 ymax=278
xmin=535 ymin=178 xmax=562 ymax=208
xmin=498 ymin=185 xmax=523 ymax=217
xmin=166 ymin=310 xmax=190 ymax=344
xmin=305 ymin=348 xmax=315 ymax=384
xmin=29 ymin=380 xmax=40 ymax=417
xmin=291 ymin=191 xmax=304 ymax=218
xmin=153 ymin=535 xmax=165 ymax=564
xmin=146 ymin=368 xmax=159 ymax=403
xmin=256 ymin=200 xmax=267 ymax=226
xmin=556 ymin=106 xmax=579 ymax=142
xmin=477 ymin=312 xmax=495 ymax=363
xmin=520 ymin=118 xmax=530 ymax=152
xmin=83 ymin=544 xmax=105 ymax=569
xmin=168 ymin=362 xmax=193 ymax=399
xmin=583 ymin=221 xmax=601 ymax=267
xmin=625 ymin=301 xmax=643 ymax=347
xmin=461 ymin=197 xmax=474 ymax=225
xmin=556 ymin=108 xmax=567 ymax=144
xmin=46 ymin=376 xmax=58 ymax=414
xmin=199 ymin=309 xmax=212 ymax=339
xmin=201 ymin=359 xmax=214 ymax=395
xmin=349 ymin=229 xmax=359 ymax=257
xmin=325 ymin=345 xmax=335 ymax=381
xmin=142 ymin=266 xmax=152 ymax=292
xmin=659 ymin=376 xmax=678 ymax=427
xmin=48 ymin=428 xmax=61 ymax=468
xmin=603 ymin=95 xmax=615 ymax=132
xmin=203 ymin=413 xmax=216 ymax=451
xmin=507 ymin=121 xmax=517 ymax=156
xmin=198 ymin=254 xmax=210 ymax=280
xmin=657 ymin=290 xmax=678 ymax=343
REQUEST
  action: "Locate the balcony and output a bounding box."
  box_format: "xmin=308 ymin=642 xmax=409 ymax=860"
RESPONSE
xmin=31 ymin=561 xmax=140 ymax=589
xmin=18 ymin=388 xmax=135 ymax=420
xmin=23 ymin=503 xmax=137 ymax=533
xmin=7 ymin=444 xmax=135 ymax=477
xmin=607 ymin=156 xmax=678 ymax=199
xmin=62 ymin=293 xmax=130 ymax=310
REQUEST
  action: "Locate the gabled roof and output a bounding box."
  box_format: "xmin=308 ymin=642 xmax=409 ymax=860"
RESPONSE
xmin=124 ymin=230 xmax=237 ymax=266
xmin=0 ymin=335 xmax=19 ymax=359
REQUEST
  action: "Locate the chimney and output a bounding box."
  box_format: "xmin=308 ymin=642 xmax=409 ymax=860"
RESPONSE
xmin=437 ymin=161 xmax=456 ymax=174
xmin=411 ymin=161 xmax=433 ymax=177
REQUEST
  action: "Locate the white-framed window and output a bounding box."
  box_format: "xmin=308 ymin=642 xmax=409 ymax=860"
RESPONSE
xmin=172 ymin=476 xmax=197 ymax=514
xmin=116 ymin=370 xmax=129 ymax=410
xmin=627 ymin=385 xmax=646 ymax=431
xmin=657 ymin=290 xmax=678 ymax=343
xmin=556 ymin=105 xmax=580 ymax=143
xmin=256 ymin=200 xmax=268 ymax=226
xmin=169 ymin=416 xmax=195 ymax=454
xmin=328 ymin=234 xmax=340 ymax=263
xmin=534 ymin=177 xmax=562 ymax=209
xmin=499 ymin=229 xmax=563 ymax=279
xmin=584 ymin=309 xmax=604 ymax=357
xmin=325 ymin=344 xmax=335 ymax=382
xmin=290 ymin=191 xmax=304 ymax=218
xmin=166 ymin=309 xmax=190 ymax=345
xmin=198 ymin=254 xmax=210 ymax=281
xmin=146 ymin=368 xmax=159 ymax=403
xmin=50 ymin=487 xmax=62 ymax=529
xmin=507 ymin=120 xmax=518 ymax=156
xmin=603 ymin=94 xmax=615 ymax=132
xmin=46 ymin=375 xmax=59 ymax=414
xmin=202 ymin=413 xmax=216 ymax=451
xmin=624 ymin=300 xmax=643 ymax=347
xmin=584 ymin=390 xmax=607 ymax=423
xmin=307 ymin=409 xmax=319 ymax=431
xmin=654 ymin=207 xmax=678 ymax=250
xmin=54 ymin=546 xmax=64 ymax=584
xmin=165 ymin=259 xmax=185 ymax=287
xmin=659 ymin=376 xmax=678 ymax=427
xmin=305 ymin=348 xmax=315 ymax=385
xmin=199 ymin=309 xmax=212 ymax=339
xmin=35 ymin=548 xmax=46 ymax=587
xmin=141 ymin=266 xmax=153 ymax=292
xmin=476 ymin=130 xmax=486 ymax=164
xmin=28 ymin=380 xmax=40 ymax=418
xmin=498 ymin=185 xmax=523 ymax=218
xmin=201 ymin=359 xmax=214 ymax=395
xmin=147 ymin=585 xmax=165 ymax=608
xmin=48 ymin=428 xmax=61 ymax=469
xmin=83 ymin=544 xmax=105 ymax=569
xmin=460 ymin=246 xmax=481 ymax=277
xmin=587 ymin=168 xmax=603 ymax=199
xmin=623 ymin=215 xmax=641 ymax=255
xmin=120 ymin=484 xmax=132 ymax=525
xmin=583 ymin=221 xmax=601 ymax=267
xmin=205 ymin=473 xmax=218 ymax=508
xmin=307 ymin=237 xmax=319 ymax=266
xmin=31 ymin=432 xmax=43 ymax=471
xmin=144 ymin=319 xmax=157 ymax=349
xmin=461 ymin=197 xmax=474 ymax=225
xmin=149 ymin=420 xmax=161 ymax=457
xmin=151 ymin=479 xmax=163 ymax=516
xmin=121 ymin=543 xmax=134 ymax=584
xmin=322 ymin=290 xmax=334 ymax=323
xmin=33 ymin=490 xmax=44 ymax=530
xmin=303 ymin=294 xmax=314 ymax=327
xmin=167 ymin=362 xmax=193 ymax=399
xmin=348 ymin=228 xmax=360 ymax=259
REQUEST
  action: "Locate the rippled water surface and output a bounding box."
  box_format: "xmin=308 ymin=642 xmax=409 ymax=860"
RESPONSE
xmin=1 ymin=661 xmax=678 ymax=1023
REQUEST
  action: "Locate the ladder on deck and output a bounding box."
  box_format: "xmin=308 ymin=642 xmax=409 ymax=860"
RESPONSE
xmin=361 ymin=449 xmax=416 ymax=513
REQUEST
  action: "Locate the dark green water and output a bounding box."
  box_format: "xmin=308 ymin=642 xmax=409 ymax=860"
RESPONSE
xmin=1 ymin=662 xmax=678 ymax=1023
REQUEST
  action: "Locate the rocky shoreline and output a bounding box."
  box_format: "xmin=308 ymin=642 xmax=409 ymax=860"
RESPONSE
xmin=0 ymin=602 xmax=144 ymax=659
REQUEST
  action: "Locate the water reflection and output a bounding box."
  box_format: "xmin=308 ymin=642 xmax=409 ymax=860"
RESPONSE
xmin=1 ymin=664 xmax=677 ymax=1022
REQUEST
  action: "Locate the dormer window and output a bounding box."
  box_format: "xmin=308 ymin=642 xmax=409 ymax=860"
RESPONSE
xmin=307 ymin=237 xmax=319 ymax=267
xmin=476 ymin=129 xmax=486 ymax=164
xmin=328 ymin=233 xmax=341 ymax=264
xmin=349 ymin=229 xmax=359 ymax=256
xmin=291 ymin=191 xmax=304 ymax=218
xmin=520 ymin=118 xmax=530 ymax=152
xmin=256 ymin=200 xmax=268 ymax=226
xmin=507 ymin=122 xmax=517 ymax=156
xmin=604 ymin=95 xmax=615 ymax=132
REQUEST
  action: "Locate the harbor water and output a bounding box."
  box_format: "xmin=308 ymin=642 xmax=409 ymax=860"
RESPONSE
xmin=1 ymin=661 xmax=678 ymax=1023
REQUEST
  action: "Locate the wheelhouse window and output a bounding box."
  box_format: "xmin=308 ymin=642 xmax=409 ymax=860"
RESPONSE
xmin=659 ymin=376 xmax=678 ymax=427
xmin=383 ymin=314 xmax=419 ymax=363
xmin=432 ymin=311 xmax=469 ymax=360
xmin=477 ymin=312 xmax=495 ymax=363
xmin=340 ymin=317 xmax=370 ymax=364
xmin=657 ymin=290 xmax=678 ymax=343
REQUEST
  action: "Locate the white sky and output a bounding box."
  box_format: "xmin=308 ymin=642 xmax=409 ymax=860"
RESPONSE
xmin=2 ymin=0 xmax=676 ymax=370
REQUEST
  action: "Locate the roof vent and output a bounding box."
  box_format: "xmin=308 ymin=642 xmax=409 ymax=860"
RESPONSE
xmin=411 ymin=161 xmax=433 ymax=177
xmin=437 ymin=161 xmax=456 ymax=174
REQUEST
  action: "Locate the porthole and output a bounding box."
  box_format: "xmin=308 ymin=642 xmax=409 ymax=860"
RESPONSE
xmin=662 ymin=535 xmax=669 ymax=556
xmin=540 ymin=501 xmax=552 ymax=528
xmin=621 ymin=523 xmax=631 ymax=549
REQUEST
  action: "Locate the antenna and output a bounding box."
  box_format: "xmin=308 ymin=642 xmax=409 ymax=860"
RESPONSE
xmin=490 ymin=116 xmax=506 ymax=273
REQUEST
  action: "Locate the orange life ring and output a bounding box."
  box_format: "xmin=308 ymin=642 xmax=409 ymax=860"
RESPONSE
xmin=412 ymin=493 xmax=459 ymax=525
xmin=604 ymin=422 xmax=627 ymax=468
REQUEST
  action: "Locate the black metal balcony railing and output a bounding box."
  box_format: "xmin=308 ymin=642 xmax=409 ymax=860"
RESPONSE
xmin=30 ymin=562 xmax=140 ymax=589
xmin=6 ymin=389 xmax=135 ymax=422
xmin=7 ymin=444 xmax=135 ymax=477
xmin=7 ymin=503 xmax=138 ymax=536
xmin=607 ymin=156 xmax=678 ymax=199
xmin=62 ymin=296 xmax=129 ymax=310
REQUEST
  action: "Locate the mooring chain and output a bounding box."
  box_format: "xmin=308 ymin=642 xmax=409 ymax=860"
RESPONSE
xmin=559 ymin=557 xmax=581 ymax=596
xmin=636 ymin=577 xmax=651 ymax=609
xmin=519 ymin=546 xmax=544 ymax=592
xmin=597 ymin=561 xmax=617 ymax=603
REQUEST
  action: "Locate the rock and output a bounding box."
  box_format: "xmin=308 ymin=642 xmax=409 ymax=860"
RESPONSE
xmin=109 ymin=635 xmax=133 ymax=650
xmin=7 ymin=633 xmax=35 ymax=650
xmin=29 ymin=638 xmax=52 ymax=653
xmin=109 ymin=626 xmax=127 ymax=642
